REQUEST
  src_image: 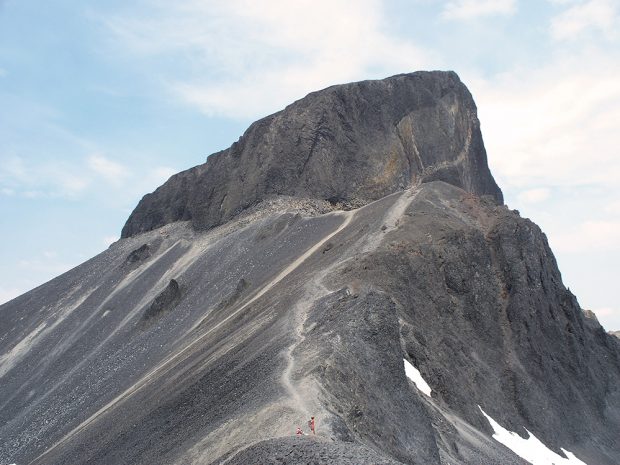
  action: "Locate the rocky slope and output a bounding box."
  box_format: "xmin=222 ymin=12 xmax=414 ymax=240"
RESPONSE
xmin=1 ymin=72 xmax=618 ymax=465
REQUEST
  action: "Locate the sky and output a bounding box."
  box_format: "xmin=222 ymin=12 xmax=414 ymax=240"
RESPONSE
xmin=1 ymin=0 xmax=619 ymax=330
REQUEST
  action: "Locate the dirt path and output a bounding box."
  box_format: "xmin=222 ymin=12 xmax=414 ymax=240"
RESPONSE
xmin=278 ymin=187 xmax=421 ymax=429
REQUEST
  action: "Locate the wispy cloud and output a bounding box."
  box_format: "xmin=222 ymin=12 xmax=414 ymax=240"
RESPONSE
xmin=517 ymin=188 xmax=551 ymax=204
xmin=551 ymin=219 xmax=620 ymax=253
xmin=0 ymin=155 xmax=90 ymax=198
xmin=88 ymin=154 xmax=129 ymax=184
xmin=469 ymin=50 xmax=620 ymax=191
xmin=605 ymin=199 xmax=620 ymax=214
xmin=99 ymin=0 xmax=436 ymax=119
xmin=592 ymin=306 xmax=619 ymax=318
xmin=550 ymin=0 xmax=619 ymax=41
xmin=441 ymin=0 xmax=517 ymax=20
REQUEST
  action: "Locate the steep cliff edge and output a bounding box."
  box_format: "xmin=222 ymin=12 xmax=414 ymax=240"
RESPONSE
xmin=121 ymin=71 xmax=502 ymax=238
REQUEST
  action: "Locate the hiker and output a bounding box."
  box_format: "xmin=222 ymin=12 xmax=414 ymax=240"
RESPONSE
xmin=308 ymin=416 xmax=315 ymax=434
xmin=296 ymin=426 xmax=304 ymax=436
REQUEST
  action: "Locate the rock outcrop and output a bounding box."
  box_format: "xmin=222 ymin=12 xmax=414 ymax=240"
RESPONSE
xmin=121 ymin=71 xmax=502 ymax=238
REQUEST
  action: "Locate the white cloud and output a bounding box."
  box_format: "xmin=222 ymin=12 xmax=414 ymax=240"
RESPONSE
xmin=517 ymin=188 xmax=550 ymax=204
xmin=23 ymin=190 xmax=42 ymax=199
xmin=468 ymin=50 xmax=620 ymax=191
xmin=592 ymin=306 xmax=618 ymax=318
xmin=550 ymin=219 xmax=620 ymax=253
xmin=57 ymin=173 xmax=90 ymax=193
xmin=1 ymin=155 xmax=27 ymax=181
xmin=441 ymin=0 xmax=517 ymax=20
xmin=605 ymin=199 xmax=620 ymax=214
xmin=87 ymin=154 xmax=129 ymax=183
xmin=0 ymin=155 xmax=90 ymax=197
xmin=0 ymin=153 xmax=134 ymax=198
xmin=584 ymin=307 xmax=620 ymax=331
xmin=101 ymin=0 xmax=436 ymax=119
xmin=550 ymin=0 xmax=619 ymax=41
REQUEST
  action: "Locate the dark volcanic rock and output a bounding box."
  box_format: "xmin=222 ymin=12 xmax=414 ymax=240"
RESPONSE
xmin=3 ymin=187 xmax=618 ymax=465
xmin=121 ymin=71 xmax=502 ymax=238
xmin=142 ymin=278 xmax=182 ymax=321
xmin=301 ymin=288 xmax=441 ymax=464
xmin=2 ymin=72 xmax=618 ymax=465
xmin=210 ymin=436 xmax=403 ymax=465
xmin=126 ymin=243 xmax=152 ymax=265
xmin=355 ymin=183 xmax=620 ymax=464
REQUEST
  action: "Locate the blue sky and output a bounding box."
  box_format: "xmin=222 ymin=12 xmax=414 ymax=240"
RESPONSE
xmin=1 ymin=0 xmax=619 ymax=330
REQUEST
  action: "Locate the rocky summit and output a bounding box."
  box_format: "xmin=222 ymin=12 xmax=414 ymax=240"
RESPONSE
xmin=1 ymin=72 xmax=619 ymax=465
xmin=121 ymin=71 xmax=502 ymax=238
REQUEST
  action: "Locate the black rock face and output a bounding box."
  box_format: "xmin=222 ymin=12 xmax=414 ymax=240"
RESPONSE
xmin=121 ymin=71 xmax=502 ymax=238
xmin=142 ymin=278 xmax=182 ymax=321
xmin=126 ymin=244 xmax=152 ymax=265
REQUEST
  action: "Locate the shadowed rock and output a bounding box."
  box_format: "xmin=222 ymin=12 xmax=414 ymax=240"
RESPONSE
xmin=126 ymin=244 xmax=151 ymax=264
xmin=142 ymin=279 xmax=182 ymax=321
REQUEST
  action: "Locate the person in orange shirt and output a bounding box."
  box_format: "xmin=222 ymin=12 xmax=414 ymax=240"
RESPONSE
xmin=309 ymin=416 xmax=315 ymax=434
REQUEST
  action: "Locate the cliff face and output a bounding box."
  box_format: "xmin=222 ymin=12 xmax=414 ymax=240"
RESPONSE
xmin=121 ymin=71 xmax=502 ymax=238
xmin=1 ymin=72 xmax=619 ymax=465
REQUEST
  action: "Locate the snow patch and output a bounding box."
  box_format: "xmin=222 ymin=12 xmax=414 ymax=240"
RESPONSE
xmin=478 ymin=406 xmax=587 ymax=465
xmin=403 ymin=359 xmax=432 ymax=397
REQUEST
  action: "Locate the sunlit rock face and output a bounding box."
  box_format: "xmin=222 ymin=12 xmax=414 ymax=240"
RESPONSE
xmin=1 ymin=72 xmax=619 ymax=465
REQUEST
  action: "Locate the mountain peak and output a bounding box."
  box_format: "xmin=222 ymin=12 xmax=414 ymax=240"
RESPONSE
xmin=121 ymin=71 xmax=503 ymax=238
